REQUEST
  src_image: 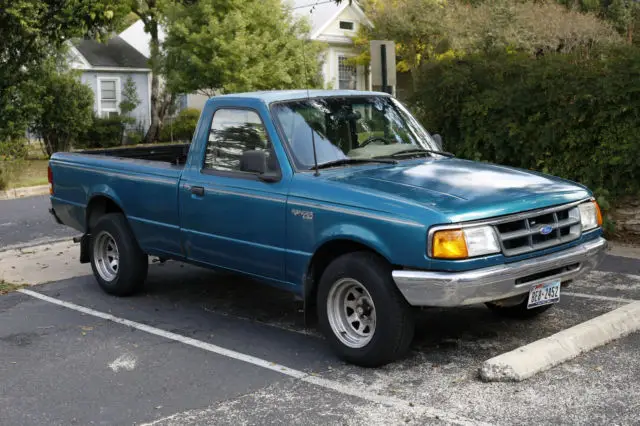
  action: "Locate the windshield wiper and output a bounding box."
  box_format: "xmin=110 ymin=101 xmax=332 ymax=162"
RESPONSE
xmin=314 ymin=158 xmax=398 ymax=170
xmin=388 ymin=148 xmax=455 ymax=158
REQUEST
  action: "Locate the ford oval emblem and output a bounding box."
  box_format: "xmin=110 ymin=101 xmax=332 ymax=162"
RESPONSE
xmin=540 ymin=225 xmax=553 ymax=235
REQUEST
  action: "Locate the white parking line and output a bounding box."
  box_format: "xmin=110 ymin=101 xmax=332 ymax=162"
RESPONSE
xmin=18 ymin=288 xmax=486 ymax=426
xmin=564 ymin=291 xmax=638 ymax=303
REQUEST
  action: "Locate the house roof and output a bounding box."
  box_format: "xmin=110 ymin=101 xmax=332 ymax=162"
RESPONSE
xmin=208 ymin=89 xmax=391 ymax=104
xmin=289 ymin=0 xmax=371 ymax=39
xmin=74 ymin=36 xmax=150 ymax=69
xmin=290 ymin=0 xmax=342 ymax=37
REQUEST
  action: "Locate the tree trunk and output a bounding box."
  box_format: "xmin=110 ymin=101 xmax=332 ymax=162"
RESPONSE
xmin=628 ymin=24 xmax=633 ymax=45
xmin=144 ymin=21 xmax=162 ymax=144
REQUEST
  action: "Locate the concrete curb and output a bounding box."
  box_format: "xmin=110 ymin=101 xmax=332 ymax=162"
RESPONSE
xmin=479 ymin=301 xmax=640 ymax=382
xmin=607 ymin=241 xmax=640 ymax=260
xmin=0 ymin=185 xmax=49 ymax=200
xmin=0 ymin=236 xmax=77 ymax=254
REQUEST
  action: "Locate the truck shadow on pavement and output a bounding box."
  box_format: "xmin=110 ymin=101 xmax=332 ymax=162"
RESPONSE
xmin=135 ymin=261 xmax=621 ymax=369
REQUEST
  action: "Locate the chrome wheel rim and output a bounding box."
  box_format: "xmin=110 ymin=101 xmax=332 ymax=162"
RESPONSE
xmin=94 ymin=231 xmax=119 ymax=282
xmin=326 ymin=278 xmax=376 ymax=349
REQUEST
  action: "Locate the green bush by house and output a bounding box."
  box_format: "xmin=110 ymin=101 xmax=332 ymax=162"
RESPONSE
xmin=76 ymin=115 xmax=125 ymax=149
xmin=411 ymin=46 xmax=640 ymax=203
xmin=159 ymin=108 xmax=200 ymax=142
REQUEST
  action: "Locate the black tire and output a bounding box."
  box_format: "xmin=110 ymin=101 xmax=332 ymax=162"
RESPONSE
xmin=90 ymin=213 xmax=148 ymax=296
xmin=317 ymin=252 xmax=415 ymax=367
xmin=485 ymin=296 xmax=553 ymax=319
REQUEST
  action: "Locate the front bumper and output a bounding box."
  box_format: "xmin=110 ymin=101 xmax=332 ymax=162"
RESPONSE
xmin=392 ymin=237 xmax=607 ymax=307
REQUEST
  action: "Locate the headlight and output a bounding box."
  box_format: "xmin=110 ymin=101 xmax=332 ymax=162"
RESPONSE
xmin=578 ymin=200 xmax=603 ymax=231
xmin=431 ymin=225 xmax=500 ymax=259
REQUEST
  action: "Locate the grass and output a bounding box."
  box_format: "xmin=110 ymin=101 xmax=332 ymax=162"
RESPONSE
xmin=3 ymin=159 xmax=49 ymax=189
xmin=0 ymin=281 xmax=25 ymax=295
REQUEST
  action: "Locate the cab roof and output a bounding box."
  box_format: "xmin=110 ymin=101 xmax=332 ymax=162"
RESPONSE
xmin=206 ymin=89 xmax=392 ymax=105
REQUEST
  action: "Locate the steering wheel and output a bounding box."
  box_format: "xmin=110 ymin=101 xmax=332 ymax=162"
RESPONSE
xmin=360 ymin=136 xmax=392 ymax=147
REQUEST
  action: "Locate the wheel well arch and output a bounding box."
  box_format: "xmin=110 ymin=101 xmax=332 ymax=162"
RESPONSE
xmin=304 ymin=238 xmax=390 ymax=305
xmin=85 ymin=195 xmax=125 ymax=233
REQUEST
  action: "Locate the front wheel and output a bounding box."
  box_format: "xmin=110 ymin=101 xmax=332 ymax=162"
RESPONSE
xmin=90 ymin=213 xmax=148 ymax=296
xmin=317 ymin=252 xmax=415 ymax=367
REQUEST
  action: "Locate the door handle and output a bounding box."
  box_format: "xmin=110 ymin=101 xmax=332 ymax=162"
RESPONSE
xmin=190 ymin=186 xmax=205 ymax=196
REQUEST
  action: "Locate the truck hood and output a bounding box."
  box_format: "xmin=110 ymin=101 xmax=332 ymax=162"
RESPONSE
xmin=328 ymin=158 xmax=591 ymax=223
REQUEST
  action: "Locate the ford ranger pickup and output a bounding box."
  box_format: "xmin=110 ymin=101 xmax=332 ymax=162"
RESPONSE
xmin=48 ymin=90 xmax=607 ymax=367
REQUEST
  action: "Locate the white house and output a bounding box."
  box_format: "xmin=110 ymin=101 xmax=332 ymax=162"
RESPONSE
xmin=290 ymin=0 xmax=373 ymax=91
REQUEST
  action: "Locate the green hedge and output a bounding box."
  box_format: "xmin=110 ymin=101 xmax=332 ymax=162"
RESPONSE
xmin=159 ymin=108 xmax=200 ymax=142
xmin=76 ymin=115 xmax=125 ymax=149
xmin=410 ymin=47 xmax=640 ymax=203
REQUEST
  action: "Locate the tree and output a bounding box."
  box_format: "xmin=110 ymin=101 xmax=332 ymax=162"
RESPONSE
xmin=119 ymin=0 xmax=347 ymax=144
xmin=163 ymin=0 xmax=325 ymax=97
xmin=557 ymin=0 xmax=640 ymax=44
xmin=447 ymin=1 xmax=621 ymax=56
xmin=125 ymin=0 xmax=174 ymax=144
xmin=356 ymin=0 xmax=621 ymax=84
xmin=355 ymin=0 xmax=449 ymax=82
xmin=120 ymin=76 xmax=141 ymax=119
xmin=30 ymin=64 xmax=95 ymax=156
xmin=0 ymin=0 xmax=123 ymax=142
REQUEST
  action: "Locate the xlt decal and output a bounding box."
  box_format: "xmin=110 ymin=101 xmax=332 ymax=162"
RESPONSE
xmin=291 ymin=209 xmax=314 ymax=220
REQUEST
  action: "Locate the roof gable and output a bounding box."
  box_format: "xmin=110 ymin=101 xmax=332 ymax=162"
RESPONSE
xmin=289 ymin=0 xmax=371 ymax=40
xmin=73 ymin=36 xmax=150 ymax=69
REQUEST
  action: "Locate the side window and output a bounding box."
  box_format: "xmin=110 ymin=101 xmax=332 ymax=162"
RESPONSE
xmin=204 ymin=109 xmax=276 ymax=173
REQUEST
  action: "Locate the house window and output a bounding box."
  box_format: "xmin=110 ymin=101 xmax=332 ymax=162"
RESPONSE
xmin=339 ymin=21 xmax=354 ymax=31
xmin=338 ymin=56 xmax=357 ymax=90
xmin=98 ymin=78 xmax=120 ymax=117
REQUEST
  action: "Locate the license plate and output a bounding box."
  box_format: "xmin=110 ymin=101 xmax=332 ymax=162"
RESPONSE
xmin=527 ymin=280 xmax=561 ymax=309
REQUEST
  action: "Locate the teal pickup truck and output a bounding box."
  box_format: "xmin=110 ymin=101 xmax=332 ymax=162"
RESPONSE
xmin=49 ymin=90 xmax=607 ymax=366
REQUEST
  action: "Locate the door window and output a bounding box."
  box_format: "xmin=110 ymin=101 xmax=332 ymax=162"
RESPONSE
xmin=204 ymin=108 xmax=277 ymax=173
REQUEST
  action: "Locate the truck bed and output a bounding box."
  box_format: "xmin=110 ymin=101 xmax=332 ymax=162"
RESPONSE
xmin=77 ymin=143 xmax=190 ymax=166
xmin=49 ymin=147 xmax=186 ymax=258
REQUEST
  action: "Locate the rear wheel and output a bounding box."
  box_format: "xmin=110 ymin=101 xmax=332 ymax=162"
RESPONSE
xmin=485 ymin=294 xmax=553 ymax=319
xmin=90 ymin=213 xmax=148 ymax=296
xmin=317 ymin=252 xmax=415 ymax=367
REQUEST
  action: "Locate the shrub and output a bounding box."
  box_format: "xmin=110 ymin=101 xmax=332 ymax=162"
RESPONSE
xmin=159 ymin=108 xmax=200 ymax=142
xmin=30 ymin=70 xmax=94 ymax=156
xmin=76 ymin=115 xmax=126 ymax=149
xmin=0 ymin=138 xmax=28 ymax=190
xmin=0 ymin=161 xmax=22 ymax=191
xmin=0 ymin=138 xmax=28 ymax=161
xmin=0 ymin=164 xmax=10 ymax=190
xmin=410 ymin=46 xmax=640 ymax=202
xmin=125 ymin=130 xmax=144 ymax=146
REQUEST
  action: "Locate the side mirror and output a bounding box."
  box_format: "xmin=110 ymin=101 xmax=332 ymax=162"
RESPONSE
xmin=240 ymin=150 xmax=280 ymax=182
xmin=432 ymin=134 xmax=444 ymax=151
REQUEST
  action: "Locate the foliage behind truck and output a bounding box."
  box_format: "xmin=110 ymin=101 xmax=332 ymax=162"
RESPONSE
xmin=48 ymin=90 xmax=607 ymax=366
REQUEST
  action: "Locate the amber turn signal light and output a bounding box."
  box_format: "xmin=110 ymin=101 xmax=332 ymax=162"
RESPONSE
xmin=593 ymin=200 xmax=603 ymax=227
xmin=432 ymin=229 xmax=469 ymax=259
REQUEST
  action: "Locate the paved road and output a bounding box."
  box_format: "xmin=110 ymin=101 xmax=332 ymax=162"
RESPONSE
xmin=1 ymin=261 xmax=639 ymax=425
xmin=0 ymin=196 xmax=77 ymax=249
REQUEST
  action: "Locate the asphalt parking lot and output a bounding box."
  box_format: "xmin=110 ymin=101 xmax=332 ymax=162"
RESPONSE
xmin=1 ymin=259 xmax=639 ymax=426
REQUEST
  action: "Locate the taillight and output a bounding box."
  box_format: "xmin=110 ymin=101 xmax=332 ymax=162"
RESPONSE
xmin=48 ymin=165 xmax=54 ymax=195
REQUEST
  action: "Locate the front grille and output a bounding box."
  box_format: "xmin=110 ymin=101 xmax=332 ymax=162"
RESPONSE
xmin=495 ymin=204 xmax=582 ymax=256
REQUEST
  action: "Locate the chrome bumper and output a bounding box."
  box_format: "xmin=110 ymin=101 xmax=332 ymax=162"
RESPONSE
xmin=392 ymin=237 xmax=607 ymax=307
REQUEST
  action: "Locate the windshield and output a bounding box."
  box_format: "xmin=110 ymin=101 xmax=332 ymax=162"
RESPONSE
xmin=271 ymin=96 xmax=440 ymax=170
